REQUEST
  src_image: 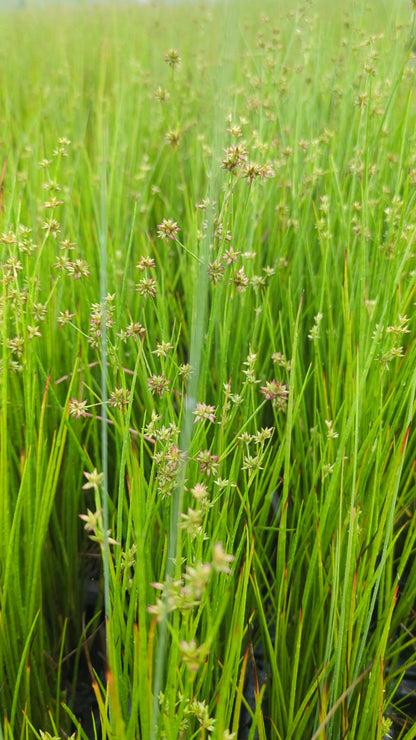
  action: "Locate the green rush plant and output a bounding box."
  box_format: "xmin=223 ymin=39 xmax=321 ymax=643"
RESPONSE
xmin=1 ymin=0 xmax=416 ymax=738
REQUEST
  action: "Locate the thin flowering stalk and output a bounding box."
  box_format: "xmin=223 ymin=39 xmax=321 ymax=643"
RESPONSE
xmin=150 ymin=92 xmax=216 ymax=739
xmin=173 ymin=237 xmax=203 ymax=264
xmin=156 ymin=217 xmax=201 ymax=262
xmin=98 ymin=133 xmax=111 ymax=661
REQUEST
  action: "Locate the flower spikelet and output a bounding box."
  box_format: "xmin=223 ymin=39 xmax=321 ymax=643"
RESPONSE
xmin=260 ymin=379 xmax=289 ymax=411
xmin=157 ymin=218 xmax=180 ymax=242
xmin=192 ymin=402 xmax=216 ymax=424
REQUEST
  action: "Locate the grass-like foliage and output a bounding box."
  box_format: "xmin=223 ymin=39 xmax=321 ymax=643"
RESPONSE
xmin=1 ymin=0 xmax=416 ymax=738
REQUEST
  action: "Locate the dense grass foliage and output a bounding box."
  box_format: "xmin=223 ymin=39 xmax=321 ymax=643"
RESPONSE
xmin=1 ymin=1 xmax=416 ymax=738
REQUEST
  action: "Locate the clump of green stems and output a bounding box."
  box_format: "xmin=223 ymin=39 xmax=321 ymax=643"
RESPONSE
xmin=1 ymin=0 xmax=416 ymax=738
